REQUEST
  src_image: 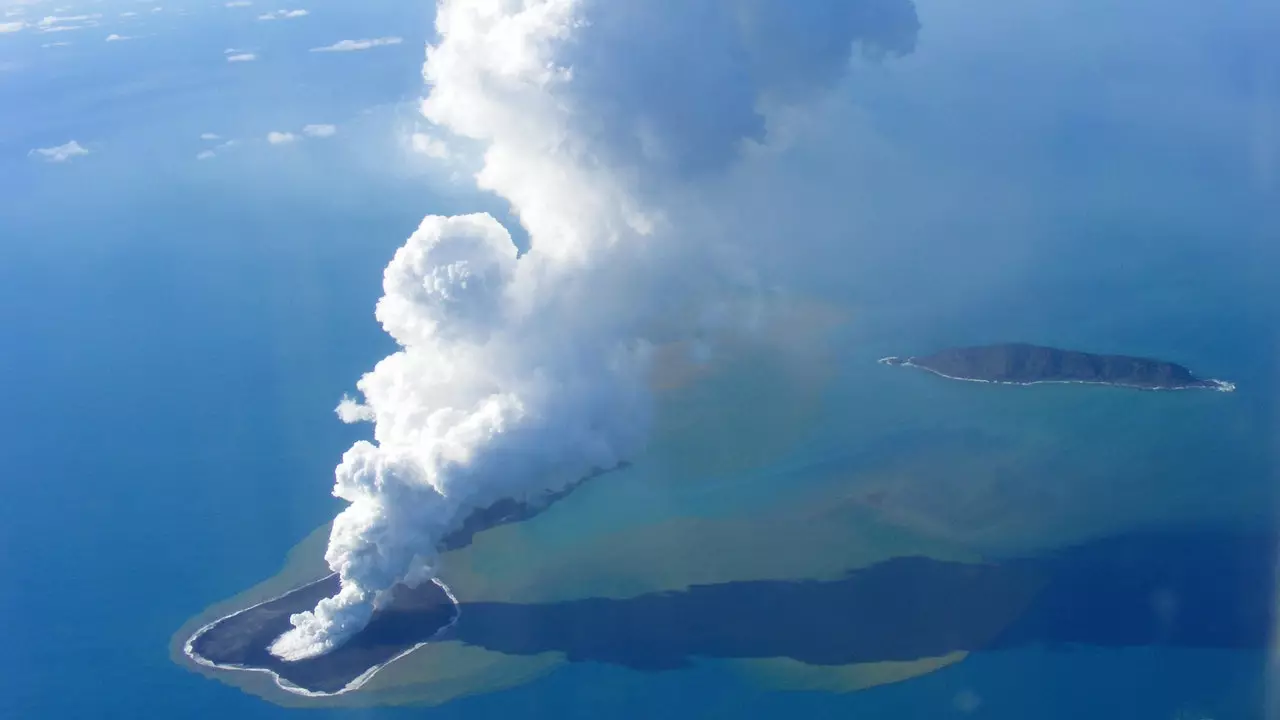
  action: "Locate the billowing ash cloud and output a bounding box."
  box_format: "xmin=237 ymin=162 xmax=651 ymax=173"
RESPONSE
xmin=270 ymin=0 xmax=919 ymax=661
xmin=562 ymin=0 xmax=919 ymax=176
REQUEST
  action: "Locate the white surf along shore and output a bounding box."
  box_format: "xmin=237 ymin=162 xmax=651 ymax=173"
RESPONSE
xmin=183 ymin=575 xmax=462 ymax=698
xmin=878 ymin=356 xmax=1236 ymax=393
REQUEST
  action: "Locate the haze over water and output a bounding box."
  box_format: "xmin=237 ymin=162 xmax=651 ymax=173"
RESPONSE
xmin=2 ymin=0 xmax=1278 ymax=717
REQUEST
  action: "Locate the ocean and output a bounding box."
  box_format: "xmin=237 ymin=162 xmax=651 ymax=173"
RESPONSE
xmin=4 ymin=144 xmax=1276 ymax=720
xmin=0 ymin=174 xmax=402 ymax=718
xmin=3 ymin=0 xmax=1278 ymax=717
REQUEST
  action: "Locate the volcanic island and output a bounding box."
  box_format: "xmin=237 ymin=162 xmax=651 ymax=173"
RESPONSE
xmin=880 ymin=343 xmax=1234 ymax=392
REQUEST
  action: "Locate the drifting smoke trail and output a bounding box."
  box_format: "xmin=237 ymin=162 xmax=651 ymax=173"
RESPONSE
xmin=270 ymin=0 xmax=921 ymax=661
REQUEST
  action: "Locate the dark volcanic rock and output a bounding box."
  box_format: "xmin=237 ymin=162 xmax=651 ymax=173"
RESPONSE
xmin=439 ymin=467 xmax=614 ymax=551
xmin=448 ymin=529 xmax=1279 ymax=668
xmin=189 ymin=577 xmax=455 ymax=695
xmin=187 ymin=466 xmax=621 ymax=695
xmin=882 ymin=343 xmax=1232 ymax=391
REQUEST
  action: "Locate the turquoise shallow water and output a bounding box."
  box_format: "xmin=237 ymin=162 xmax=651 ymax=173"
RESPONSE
xmin=5 ymin=195 xmax=1276 ymax=720
xmin=3 ymin=0 xmax=1279 ymax=717
xmin=414 ymin=647 xmax=1270 ymax=720
xmin=6 ymin=174 xmax=1272 ymax=717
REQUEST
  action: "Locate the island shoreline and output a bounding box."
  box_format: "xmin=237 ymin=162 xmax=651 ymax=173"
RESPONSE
xmin=181 ymin=467 xmax=624 ymax=697
xmin=183 ymin=575 xmax=462 ymax=698
xmin=879 ymin=356 xmax=1236 ymax=393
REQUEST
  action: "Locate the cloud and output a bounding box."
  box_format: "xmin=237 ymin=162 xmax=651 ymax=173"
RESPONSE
xmin=558 ymin=0 xmax=918 ymax=176
xmin=119 ymin=11 xmax=137 ymax=18
xmin=37 ymin=13 xmax=100 ymax=27
xmin=309 ymin=36 xmax=401 ymax=52
xmin=225 ymin=0 xmax=251 ymax=6
xmin=262 ymin=125 xmax=333 ymax=146
xmin=35 ymin=13 xmax=100 ymax=32
xmin=268 ymin=0 xmax=921 ymax=662
xmin=257 ymin=8 xmax=306 ymax=20
xmin=104 ymin=33 xmax=134 ymax=41
xmin=410 ymin=132 xmax=449 ymax=159
xmin=270 ymin=1 xmax=663 ymax=662
xmin=200 ymin=133 xmax=221 ymax=141
xmin=197 ymin=139 xmax=240 ymax=160
xmin=225 ymin=52 xmax=255 ymax=62
xmin=302 ymin=123 xmax=336 ymax=138
xmin=335 ymin=395 xmax=374 ymax=423
xmin=0 ymin=20 xmax=25 ymax=32
xmin=29 ymin=140 xmax=89 ymax=163
xmin=41 ymin=40 xmax=71 ymax=47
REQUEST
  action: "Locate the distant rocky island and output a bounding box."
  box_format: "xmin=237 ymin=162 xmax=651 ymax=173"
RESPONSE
xmin=880 ymin=343 xmax=1235 ymax=392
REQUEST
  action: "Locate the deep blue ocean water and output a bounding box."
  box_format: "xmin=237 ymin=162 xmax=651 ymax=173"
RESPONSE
xmin=2 ymin=0 xmax=1278 ymax=717
xmin=3 ymin=172 xmax=1275 ymax=720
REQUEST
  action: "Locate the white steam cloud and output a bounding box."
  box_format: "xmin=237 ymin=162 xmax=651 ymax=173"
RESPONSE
xmin=270 ymin=0 xmax=920 ymax=661
xmin=410 ymin=132 xmax=449 ymax=159
xmin=269 ymin=0 xmax=666 ymax=662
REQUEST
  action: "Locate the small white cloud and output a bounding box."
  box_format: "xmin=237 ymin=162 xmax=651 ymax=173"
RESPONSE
xmin=225 ymin=0 xmax=252 ymax=6
xmin=119 ymin=11 xmax=138 ymax=18
xmin=226 ymin=52 xmax=256 ymax=62
xmin=41 ymin=41 xmax=72 ymax=48
xmin=302 ymin=123 xmax=336 ymax=138
xmin=36 ymin=14 xmax=101 ymax=33
xmin=257 ymin=9 xmax=307 ymax=20
xmin=267 ymin=131 xmax=297 ymax=144
xmin=151 ymin=7 xmax=163 ymax=13
xmin=38 ymin=13 xmax=104 ymax=33
xmin=309 ymin=36 xmax=401 ymax=52
xmin=411 ymin=133 xmax=449 ymax=159
xmin=29 ymin=140 xmax=89 ymax=163
xmin=0 ymin=21 xmax=26 ymax=33
xmin=37 ymin=14 xmax=101 ymax=28
xmin=105 ymin=33 xmax=134 ymax=42
xmin=198 ymin=139 xmax=240 ymax=160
